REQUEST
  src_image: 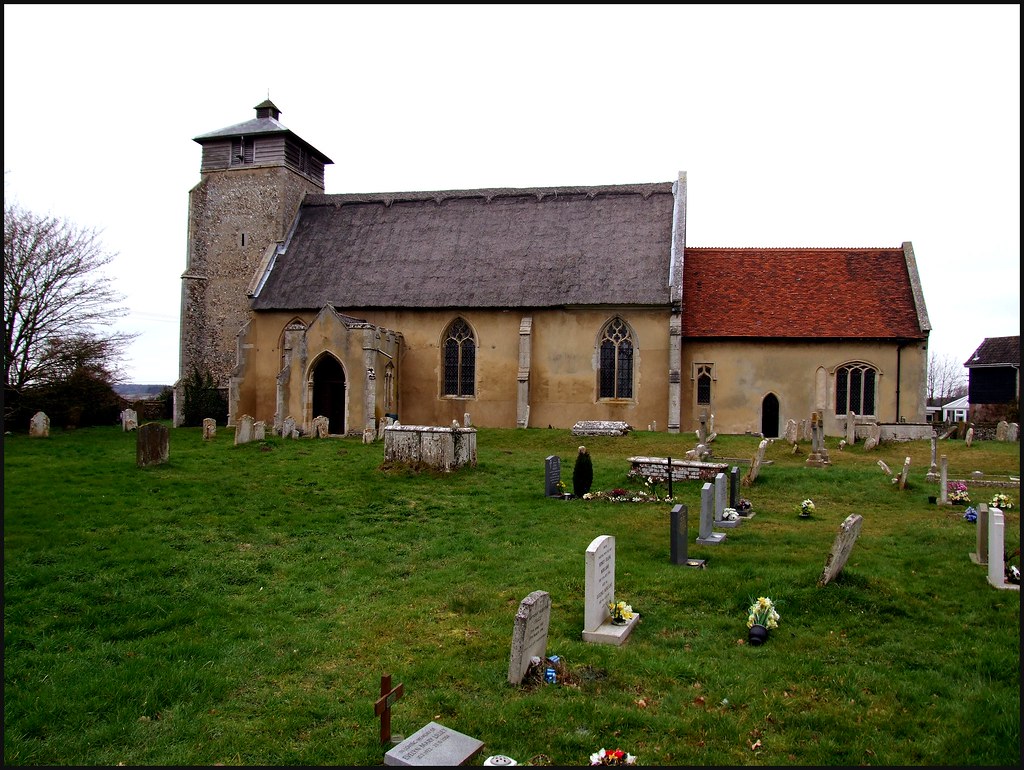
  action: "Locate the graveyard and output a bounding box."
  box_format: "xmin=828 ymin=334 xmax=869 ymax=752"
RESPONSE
xmin=3 ymin=423 xmax=1020 ymax=766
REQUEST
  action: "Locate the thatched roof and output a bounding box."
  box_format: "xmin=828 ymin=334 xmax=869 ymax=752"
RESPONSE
xmin=252 ymin=184 xmax=676 ymax=310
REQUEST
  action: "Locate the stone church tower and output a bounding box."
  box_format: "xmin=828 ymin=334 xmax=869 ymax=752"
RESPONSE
xmin=175 ymin=100 xmax=333 ymax=425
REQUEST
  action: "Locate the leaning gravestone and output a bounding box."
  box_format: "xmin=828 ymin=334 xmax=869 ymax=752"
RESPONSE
xmin=508 ymin=590 xmax=551 ymax=685
xmin=384 ymin=722 xmax=484 ymax=766
xmin=898 ymin=456 xmax=911 ymax=490
xmin=136 ymin=422 xmax=169 ymax=468
xmin=582 ymin=535 xmax=638 ymax=645
xmin=29 ymin=411 xmax=49 ymax=437
xmin=202 ymin=418 xmax=216 ymax=440
xmin=742 ymin=439 xmax=769 ymax=486
xmin=817 ymin=514 xmax=864 ymax=587
xmin=544 ymin=456 xmax=562 ymax=497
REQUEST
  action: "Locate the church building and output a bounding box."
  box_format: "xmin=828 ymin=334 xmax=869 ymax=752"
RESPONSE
xmin=176 ymin=100 xmax=933 ymax=439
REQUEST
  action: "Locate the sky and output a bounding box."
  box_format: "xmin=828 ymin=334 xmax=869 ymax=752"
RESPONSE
xmin=4 ymin=4 xmax=1019 ymax=385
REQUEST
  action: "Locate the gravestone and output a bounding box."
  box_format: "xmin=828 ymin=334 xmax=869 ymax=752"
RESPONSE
xmin=136 ymin=422 xmax=169 ymax=468
xmin=696 ymin=482 xmax=726 ymax=545
xmin=995 ymin=421 xmax=1008 ymax=441
xmin=384 ymin=722 xmax=484 ymax=766
xmin=1007 ymin=423 xmax=1019 ymax=442
xmin=970 ymin=503 xmax=989 ymax=565
xmin=939 ymin=455 xmax=949 ymax=504
xmin=742 ymin=439 xmax=769 ymax=486
xmin=817 ymin=514 xmax=864 ymax=587
xmin=987 ymin=508 xmax=1019 ymax=591
xmin=925 ymin=434 xmax=939 ymax=481
xmin=202 ymin=417 xmax=216 ymax=440
xmin=877 ymin=459 xmax=893 ymax=477
xmin=898 ymin=456 xmax=911 ymax=490
xmin=965 ymin=427 xmax=974 ymax=447
xmin=713 ymin=472 xmax=739 ymax=528
xmin=508 ymin=590 xmax=551 ymax=685
xmin=846 ymin=410 xmax=856 ymax=446
xmin=806 ymin=412 xmax=830 ymax=466
xmin=729 ymin=466 xmax=739 ymax=508
xmin=784 ymin=419 xmax=798 ymax=444
xmin=29 ymin=411 xmax=49 ymax=437
xmin=235 ymin=414 xmax=254 ymax=445
xmin=253 ymin=420 xmax=266 ymax=441
xmin=582 ymin=535 xmax=638 ymax=645
xmin=121 ymin=408 xmax=138 ymax=432
xmin=544 ymin=456 xmax=562 ymax=497
xmin=670 ymin=504 xmax=706 ymax=568
xmin=312 ymin=414 xmax=329 ymax=438
xmin=862 ymin=423 xmax=881 ymax=451
xmin=282 ymin=416 xmax=298 ymax=438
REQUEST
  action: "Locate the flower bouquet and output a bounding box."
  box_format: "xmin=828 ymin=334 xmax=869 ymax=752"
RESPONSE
xmin=990 ymin=493 xmax=1014 ymax=510
xmin=963 ymin=506 xmax=978 ymax=523
xmin=590 ymin=748 xmax=637 ymax=766
xmin=747 ymin=596 xmax=780 ymax=646
xmin=948 ymin=481 xmax=970 ymax=504
xmin=608 ymin=600 xmax=635 ymax=625
xmin=722 ymin=507 xmax=740 ymax=521
xmin=799 ymin=499 xmax=815 ymax=517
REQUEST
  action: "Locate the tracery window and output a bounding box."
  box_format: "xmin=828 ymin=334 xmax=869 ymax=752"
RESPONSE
xmin=598 ymin=317 xmax=634 ymax=399
xmin=442 ymin=318 xmax=476 ymax=397
xmin=835 ymin=363 xmax=876 ymax=416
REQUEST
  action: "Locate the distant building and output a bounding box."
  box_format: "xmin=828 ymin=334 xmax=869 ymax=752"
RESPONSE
xmin=965 ymin=336 xmax=1020 ymax=423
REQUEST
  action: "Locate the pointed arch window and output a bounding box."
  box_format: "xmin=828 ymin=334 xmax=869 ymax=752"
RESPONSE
xmin=696 ymin=363 xmax=714 ymax=406
xmin=835 ymin=363 xmax=877 ymax=416
xmin=599 ymin=317 xmax=634 ymax=399
xmin=442 ymin=318 xmax=476 ymax=397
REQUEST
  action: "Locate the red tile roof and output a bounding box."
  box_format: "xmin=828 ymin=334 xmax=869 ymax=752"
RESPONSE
xmin=681 ymin=247 xmax=927 ymax=339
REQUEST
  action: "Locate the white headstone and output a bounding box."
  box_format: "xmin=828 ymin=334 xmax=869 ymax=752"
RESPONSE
xmin=582 ymin=535 xmax=638 ymax=645
xmin=384 ymin=722 xmax=484 ymax=766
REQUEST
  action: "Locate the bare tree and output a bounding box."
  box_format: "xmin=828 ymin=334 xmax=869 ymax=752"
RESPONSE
xmin=927 ymin=351 xmax=968 ymax=401
xmin=4 ymin=201 xmax=136 ymax=394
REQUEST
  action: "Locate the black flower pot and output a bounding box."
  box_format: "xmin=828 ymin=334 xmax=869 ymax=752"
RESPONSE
xmin=748 ymin=624 xmax=769 ymax=646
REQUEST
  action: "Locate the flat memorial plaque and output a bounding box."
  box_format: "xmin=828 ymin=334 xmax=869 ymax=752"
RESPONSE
xmin=384 ymin=721 xmax=484 ymax=766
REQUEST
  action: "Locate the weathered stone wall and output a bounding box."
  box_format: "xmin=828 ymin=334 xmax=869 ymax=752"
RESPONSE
xmin=176 ymin=165 xmax=321 ymax=425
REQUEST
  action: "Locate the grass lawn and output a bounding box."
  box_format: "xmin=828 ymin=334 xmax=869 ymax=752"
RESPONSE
xmin=3 ymin=424 xmax=1020 ymax=766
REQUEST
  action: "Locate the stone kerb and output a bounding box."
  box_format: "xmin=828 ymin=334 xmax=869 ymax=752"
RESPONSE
xmin=508 ymin=590 xmax=552 ymax=685
xmin=627 ymin=456 xmax=729 ymax=482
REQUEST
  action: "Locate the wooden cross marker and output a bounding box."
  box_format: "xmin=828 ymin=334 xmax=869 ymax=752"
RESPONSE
xmin=374 ymin=673 xmax=405 ymax=745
